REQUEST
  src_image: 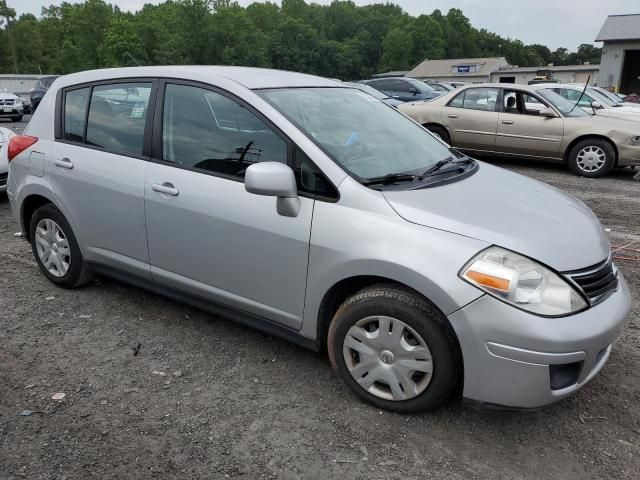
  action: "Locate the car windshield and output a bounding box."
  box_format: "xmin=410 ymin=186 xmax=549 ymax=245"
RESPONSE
xmin=258 ymin=87 xmax=453 ymax=180
xmin=40 ymin=76 xmax=58 ymax=88
xmin=593 ymin=87 xmax=623 ymax=105
xmin=587 ymin=88 xmax=617 ymax=107
xmin=537 ymin=89 xmax=590 ymax=117
xmin=345 ymin=82 xmax=390 ymax=100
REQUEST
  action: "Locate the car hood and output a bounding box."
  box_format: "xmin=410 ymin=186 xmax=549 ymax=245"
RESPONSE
xmin=383 ymin=162 xmax=610 ymax=271
xmin=593 ymin=108 xmax=640 ymax=122
xmin=0 ymin=92 xmax=19 ymax=101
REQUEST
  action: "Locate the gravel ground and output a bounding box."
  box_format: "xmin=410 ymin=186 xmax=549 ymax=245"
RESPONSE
xmin=1 ymin=117 xmax=639 ymax=479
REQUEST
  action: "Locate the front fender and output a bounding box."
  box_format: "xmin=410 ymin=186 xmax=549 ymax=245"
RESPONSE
xmin=299 ymin=195 xmax=487 ymax=339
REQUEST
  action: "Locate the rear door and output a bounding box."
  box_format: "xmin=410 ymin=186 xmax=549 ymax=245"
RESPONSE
xmin=441 ymin=87 xmax=500 ymax=150
xmin=144 ymin=81 xmax=314 ymax=329
xmin=50 ymin=80 xmax=156 ymax=278
xmin=495 ymin=89 xmax=564 ymax=158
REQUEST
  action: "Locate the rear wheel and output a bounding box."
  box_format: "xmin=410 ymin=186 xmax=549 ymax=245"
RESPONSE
xmin=568 ymin=138 xmax=615 ymax=177
xmin=328 ymin=285 xmax=462 ymax=413
xmin=30 ymin=204 xmax=93 ymax=288
xmin=424 ymin=124 xmax=451 ymax=145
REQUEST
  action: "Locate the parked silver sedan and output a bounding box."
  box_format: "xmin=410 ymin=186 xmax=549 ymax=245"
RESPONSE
xmin=399 ymin=83 xmax=640 ymax=177
xmin=4 ymin=67 xmax=630 ymax=412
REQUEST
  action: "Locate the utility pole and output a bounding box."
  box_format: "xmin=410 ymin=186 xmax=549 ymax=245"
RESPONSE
xmin=1 ymin=0 xmax=19 ymax=73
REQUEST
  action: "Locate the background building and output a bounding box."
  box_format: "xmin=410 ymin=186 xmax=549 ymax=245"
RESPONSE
xmin=405 ymin=57 xmax=510 ymax=84
xmin=488 ymin=64 xmax=600 ymax=85
xmin=0 ymin=74 xmax=45 ymax=101
xmin=596 ymin=14 xmax=640 ymax=93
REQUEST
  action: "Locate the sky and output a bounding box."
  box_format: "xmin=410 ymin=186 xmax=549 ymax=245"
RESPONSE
xmin=10 ymin=0 xmax=640 ymax=50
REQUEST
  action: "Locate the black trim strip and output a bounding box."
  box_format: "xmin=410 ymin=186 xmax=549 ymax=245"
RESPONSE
xmin=86 ymin=262 xmax=319 ymax=352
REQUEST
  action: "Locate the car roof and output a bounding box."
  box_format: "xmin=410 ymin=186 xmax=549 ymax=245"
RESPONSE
xmin=52 ymin=66 xmax=343 ymax=90
xmin=450 ymin=83 xmax=567 ymax=94
xmin=366 ymin=77 xmax=411 ymax=82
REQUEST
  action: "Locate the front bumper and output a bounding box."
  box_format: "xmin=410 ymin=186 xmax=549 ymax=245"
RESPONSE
xmin=0 ymin=107 xmax=23 ymax=117
xmin=618 ymin=144 xmax=640 ymax=167
xmin=449 ymin=272 xmax=631 ymax=408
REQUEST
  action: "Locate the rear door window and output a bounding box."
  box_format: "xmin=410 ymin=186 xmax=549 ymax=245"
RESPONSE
xmin=85 ymin=83 xmax=152 ymax=157
xmin=63 ymin=87 xmax=90 ymax=142
xmin=462 ymin=88 xmax=499 ymax=111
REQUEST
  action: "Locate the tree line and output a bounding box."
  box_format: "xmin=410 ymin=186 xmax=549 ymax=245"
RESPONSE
xmin=0 ymin=0 xmax=602 ymax=79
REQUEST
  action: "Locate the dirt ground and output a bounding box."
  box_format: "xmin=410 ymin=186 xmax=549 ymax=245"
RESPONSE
xmin=1 ymin=117 xmax=639 ymax=479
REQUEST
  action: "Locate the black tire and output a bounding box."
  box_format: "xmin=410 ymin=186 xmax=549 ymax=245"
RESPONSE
xmin=568 ymin=138 xmax=615 ymax=178
xmin=424 ymin=124 xmax=451 ymax=145
xmin=12 ymin=115 xmax=23 ymax=122
xmin=328 ymin=284 xmax=462 ymax=413
xmin=29 ymin=204 xmax=93 ymax=288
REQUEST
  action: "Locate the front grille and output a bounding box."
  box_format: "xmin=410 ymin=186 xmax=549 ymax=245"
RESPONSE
xmin=566 ymin=258 xmax=618 ymax=306
xmin=0 ymin=172 xmax=7 ymax=187
xmin=0 ymin=99 xmax=15 ymax=106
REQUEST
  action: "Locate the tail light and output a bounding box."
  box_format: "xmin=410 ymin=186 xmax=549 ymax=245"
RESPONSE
xmin=7 ymin=135 xmax=38 ymax=162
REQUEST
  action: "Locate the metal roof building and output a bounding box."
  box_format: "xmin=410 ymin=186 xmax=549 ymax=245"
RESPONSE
xmin=489 ymin=64 xmax=600 ymax=85
xmin=595 ymin=14 xmax=640 ymax=93
xmin=406 ymin=57 xmax=510 ymax=83
xmin=0 ymin=74 xmax=46 ymax=99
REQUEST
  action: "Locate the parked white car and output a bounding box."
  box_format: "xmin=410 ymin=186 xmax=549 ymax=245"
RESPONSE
xmin=0 ymin=127 xmax=14 ymax=192
xmin=0 ymin=90 xmax=25 ymax=122
xmin=546 ymin=84 xmax=640 ymax=121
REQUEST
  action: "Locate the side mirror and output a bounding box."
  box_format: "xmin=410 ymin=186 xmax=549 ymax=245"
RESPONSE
xmin=245 ymin=162 xmax=300 ymax=217
xmin=591 ymin=101 xmax=603 ymax=109
xmin=538 ymin=107 xmax=558 ymax=118
xmin=410 ymin=87 xmax=418 ymax=95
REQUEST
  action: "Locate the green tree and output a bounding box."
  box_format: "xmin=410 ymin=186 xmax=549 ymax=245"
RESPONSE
xmin=0 ymin=0 xmax=599 ymax=78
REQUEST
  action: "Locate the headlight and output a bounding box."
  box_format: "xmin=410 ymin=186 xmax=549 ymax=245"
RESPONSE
xmin=631 ymin=136 xmax=640 ymax=145
xmin=460 ymin=246 xmax=588 ymax=316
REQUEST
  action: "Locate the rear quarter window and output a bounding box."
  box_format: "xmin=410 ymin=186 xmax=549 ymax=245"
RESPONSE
xmin=63 ymin=88 xmax=90 ymax=142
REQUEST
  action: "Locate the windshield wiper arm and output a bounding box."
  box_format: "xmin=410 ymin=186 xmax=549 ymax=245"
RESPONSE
xmin=362 ymin=173 xmax=419 ymax=186
xmin=420 ymin=157 xmax=454 ymax=177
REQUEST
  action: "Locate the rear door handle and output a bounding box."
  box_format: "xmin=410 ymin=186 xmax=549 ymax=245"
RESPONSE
xmin=54 ymin=157 xmax=74 ymax=169
xmin=152 ymin=182 xmax=179 ymax=196
xmin=501 ymin=120 xmax=514 ymax=125
xmin=447 ymin=114 xmax=458 ymax=119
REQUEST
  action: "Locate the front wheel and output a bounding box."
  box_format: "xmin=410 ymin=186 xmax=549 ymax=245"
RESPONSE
xmin=328 ymin=285 xmax=462 ymax=413
xmin=424 ymin=124 xmax=451 ymax=145
xmin=568 ymin=139 xmax=615 ymax=177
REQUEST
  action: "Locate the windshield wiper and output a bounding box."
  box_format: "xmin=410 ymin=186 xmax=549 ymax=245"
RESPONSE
xmin=420 ymin=156 xmax=474 ymax=178
xmin=420 ymin=157 xmax=454 ymax=176
xmin=362 ymin=173 xmax=419 ymax=186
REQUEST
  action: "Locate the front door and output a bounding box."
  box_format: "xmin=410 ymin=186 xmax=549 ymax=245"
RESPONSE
xmin=495 ymin=89 xmax=564 ymax=158
xmin=50 ymin=81 xmax=155 ymax=278
xmin=144 ymin=82 xmax=313 ymax=329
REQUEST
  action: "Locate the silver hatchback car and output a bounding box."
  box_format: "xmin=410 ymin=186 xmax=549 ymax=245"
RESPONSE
xmin=5 ymin=67 xmax=631 ymax=413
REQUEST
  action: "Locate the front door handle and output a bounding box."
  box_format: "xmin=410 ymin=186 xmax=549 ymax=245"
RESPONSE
xmin=152 ymin=182 xmax=179 ymax=196
xmin=54 ymin=157 xmax=74 ymax=169
xmin=447 ymin=114 xmax=459 ymax=119
xmin=501 ymin=120 xmax=514 ymax=125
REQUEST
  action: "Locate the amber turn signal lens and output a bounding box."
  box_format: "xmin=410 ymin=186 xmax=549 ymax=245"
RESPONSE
xmin=465 ymin=270 xmax=510 ymax=292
